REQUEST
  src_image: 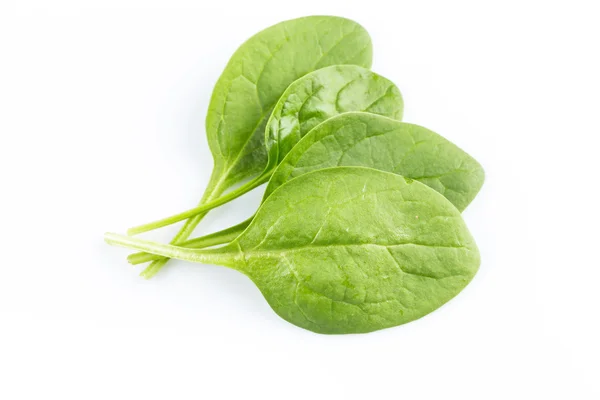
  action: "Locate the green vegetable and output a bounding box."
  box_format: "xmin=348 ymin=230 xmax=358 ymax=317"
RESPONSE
xmin=136 ymin=16 xmax=374 ymax=276
xmin=133 ymin=113 xmax=484 ymax=270
xmin=129 ymin=64 xmax=403 ymax=235
xmin=106 ymin=167 xmax=480 ymax=334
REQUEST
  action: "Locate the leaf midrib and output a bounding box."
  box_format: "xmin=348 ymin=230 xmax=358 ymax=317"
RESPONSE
xmin=243 ymin=241 xmax=468 ymax=257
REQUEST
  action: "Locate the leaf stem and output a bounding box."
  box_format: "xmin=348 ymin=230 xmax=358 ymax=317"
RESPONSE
xmin=106 ymin=233 xmax=238 ymax=268
xmin=128 ymin=217 xmax=252 ymax=265
xmin=136 ymin=168 xmax=229 ymax=278
xmin=127 ymin=173 xmax=270 ymax=236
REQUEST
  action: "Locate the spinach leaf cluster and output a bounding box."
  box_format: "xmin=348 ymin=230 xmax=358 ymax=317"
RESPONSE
xmin=106 ymin=16 xmax=484 ymax=334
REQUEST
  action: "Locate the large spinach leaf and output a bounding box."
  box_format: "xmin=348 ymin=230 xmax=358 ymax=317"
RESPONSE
xmin=107 ymin=167 xmax=480 ymax=334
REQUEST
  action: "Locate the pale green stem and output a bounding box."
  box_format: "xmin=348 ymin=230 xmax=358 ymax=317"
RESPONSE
xmin=128 ymin=173 xmax=270 ymax=236
xmin=106 ymin=233 xmax=239 ymax=268
xmin=137 ymin=167 xmax=230 ymax=278
xmin=128 ymin=218 xmax=251 ymax=265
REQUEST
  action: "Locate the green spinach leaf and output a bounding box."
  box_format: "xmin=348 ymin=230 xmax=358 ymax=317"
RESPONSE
xmin=107 ymin=167 xmax=480 ymax=334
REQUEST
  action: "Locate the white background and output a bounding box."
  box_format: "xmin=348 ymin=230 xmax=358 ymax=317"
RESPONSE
xmin=2 ymin=1 xmax=599 ymax=399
